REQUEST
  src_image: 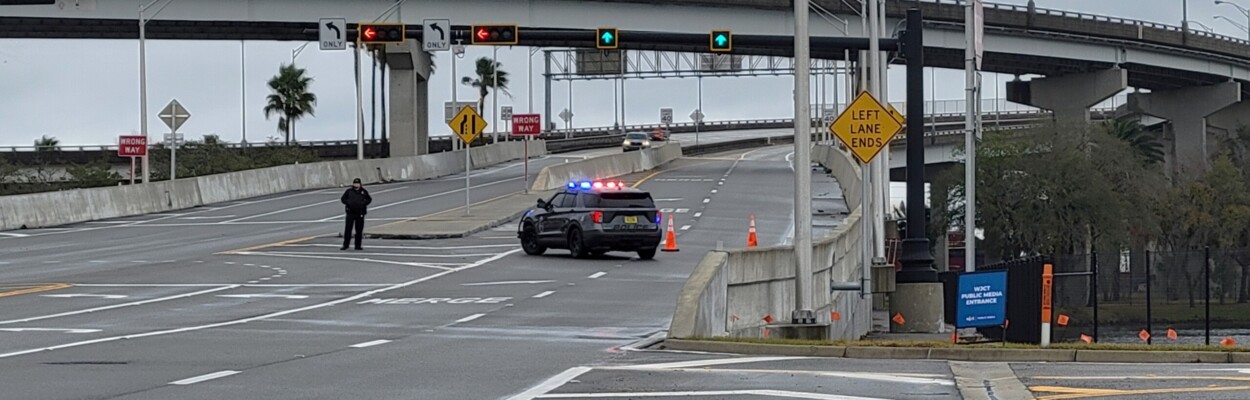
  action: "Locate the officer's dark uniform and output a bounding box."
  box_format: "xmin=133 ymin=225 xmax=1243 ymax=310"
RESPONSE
xmin=341 ymin=178 xmax=372 ymax=250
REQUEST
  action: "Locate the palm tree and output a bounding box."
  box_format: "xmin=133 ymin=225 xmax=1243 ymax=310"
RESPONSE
xmin=33 ymin=135 xmax=59 ymax=152
xmin=1102 ymin=119 xmax=1164 ymax=164
xmin=263 ymin=64 xmax=317 ymax=145
xmin=460 ymin=57 xmax=510 ymax=117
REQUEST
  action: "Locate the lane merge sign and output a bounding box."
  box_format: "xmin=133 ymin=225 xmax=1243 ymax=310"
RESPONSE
xmin=830 ymin=91 xmax=904 ymax=164
xmin=449 ymin=105 xmax=487 ymax=144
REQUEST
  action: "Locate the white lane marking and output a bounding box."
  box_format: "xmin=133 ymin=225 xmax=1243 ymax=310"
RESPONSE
xmin=588 ymin=272 xmax=606 ymax=279
xmin=656 ymin=367 xmax=955 ymax=386
xmin=72 ymin=284 xmax=391 ymax=288
xmin=702 ymin=198 xmax=710 ymax=204
xmin=533 ymin=291 xmax=556 ymax=298
xmin=0 ymin=249 xmax=521 ymax=359
xmin=260 ymin=251 xmax=499 ymax=258
xmin=0 ymin=286 xmax=239 ymax=325
xmin=455 ymin=313 xmax=486 ymax=323
xmin=42 ymin=294 xmax=129 ymax=299
xmin=610 ymin=356 xmax=808 ymax=370
xmin=349 ymin=339 xmax=391 ymax=348
xmin=287 ymin=243 xmax=519 ymax=250
xmin=537 ymin=390 xmax=887 ymax=399
xmin=653 ymin=198 xmax=684 ymax=202
xmin=680 ymin=225 xmax=691 ymax=231
xmin=222 ymin=186 xmax=409 ymax=223
xmin=259 ymin=277 xmax=272 ymax=281
xmin=505 ymin=367 xmax=593 ymax=400
xmin=711 ymin=189 xmax=718 ymax=194
xmin=217 ymin=294 xmax=307 ymax=299
xmin=0 ymin=232 xmax=29 ymax=238
xmin=169 ymin=370 xmax=241 ymax=386
xmin=462 ymin=280 xmax=556 ymax=286
xmin=178 ymin=215 xmax=236 ymax=220
xmin=43 ymin=261 xmax=62 ymax=264
xmin=234 ymin=252 xmax=453 ymax=271
xmin=693 ymin=212 xmax=703 ymax=218
xmin=243 ymin=264 xmax=256 ymax=267
xmin=0 ymin=328 xmax=101 ymax=334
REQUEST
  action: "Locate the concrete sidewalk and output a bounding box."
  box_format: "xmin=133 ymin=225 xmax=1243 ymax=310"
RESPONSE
xmin=365 ymin=190 xmax=555 ymax=240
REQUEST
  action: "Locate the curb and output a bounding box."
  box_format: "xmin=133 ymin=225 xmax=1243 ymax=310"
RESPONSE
xmin=365 ymin=209 xmax=527 ymax=240
xmin=660 ymin=339 xmax=1248 ymax=364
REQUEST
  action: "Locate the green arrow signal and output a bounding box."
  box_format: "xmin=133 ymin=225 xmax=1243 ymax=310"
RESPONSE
xmin=714 ymin=34 xmax=728 ymax=47
xmin=600 ymin=31 xmax=614 ymax=44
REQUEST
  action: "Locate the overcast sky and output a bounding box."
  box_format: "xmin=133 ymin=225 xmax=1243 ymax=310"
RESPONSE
xmin=0 ymin=0 xmax=1242 ymax=146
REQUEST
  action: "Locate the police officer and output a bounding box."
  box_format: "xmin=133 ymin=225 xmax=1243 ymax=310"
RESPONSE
xmin=341 ymin=178 xmax=372 ymax=250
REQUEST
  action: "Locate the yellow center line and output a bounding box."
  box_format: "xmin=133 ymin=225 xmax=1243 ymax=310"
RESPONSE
xmin=0 ymin=283 xmax=72 ymax=298
xmin=1032 ymin=384 xmax=1250 ymax=399
xmin=217 ymin=236 xmax=318 ymax=255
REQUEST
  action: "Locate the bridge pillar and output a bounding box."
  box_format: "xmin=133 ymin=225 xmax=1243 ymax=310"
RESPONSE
xmin=1129 ymin=81 xmax=1242 ymax=176
xmin=1208 ymin=101 xmax=1250 ymax=134
xmin=1006 ymin=68 xmax=1127 ymax=125
xmin=385 ymin=40 xmax=432 ymax=157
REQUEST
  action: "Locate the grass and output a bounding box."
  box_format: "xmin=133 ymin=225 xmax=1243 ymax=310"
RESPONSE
xmin=694 ymin=337 xmax=1250 ymax=352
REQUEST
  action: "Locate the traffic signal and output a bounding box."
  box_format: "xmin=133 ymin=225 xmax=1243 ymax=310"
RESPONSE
xmin=710 ymin=30 xmax=732 ymax=52
xmin=471 ymin=24 xmax=518 ymax=45
xmin=596 ymin=27 xmax=618 ymax=49
xmin=357 ymin=23 xmax=405 ymax=44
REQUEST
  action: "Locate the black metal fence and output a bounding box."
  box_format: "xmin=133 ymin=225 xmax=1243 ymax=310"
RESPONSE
xmin=972 ymin=249 xmax=1250 ymax=346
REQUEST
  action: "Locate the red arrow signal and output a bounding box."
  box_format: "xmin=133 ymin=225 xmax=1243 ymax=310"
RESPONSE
xmin=363 ymin=27 xmax=378 ymax=40
xmin=476 ymin=28 xmax=490 ymax=41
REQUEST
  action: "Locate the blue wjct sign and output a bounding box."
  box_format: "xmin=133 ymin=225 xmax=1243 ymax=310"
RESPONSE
xmin=956 ymin=270 xmax=1007 ymax=328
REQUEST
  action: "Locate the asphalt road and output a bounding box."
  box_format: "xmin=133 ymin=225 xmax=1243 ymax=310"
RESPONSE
xmin=0 ymin=142 xmax=852 ymax=399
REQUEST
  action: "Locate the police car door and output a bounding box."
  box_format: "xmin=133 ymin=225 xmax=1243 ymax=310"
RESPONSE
xmin=538 ymin=193 xmax=569 ymax=239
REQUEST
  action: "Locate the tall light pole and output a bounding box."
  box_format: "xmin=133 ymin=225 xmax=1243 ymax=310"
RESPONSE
xmin=493 ymin=46 xmax=500 ymax=143
xmin=139 ymin=0 xmax=175 ymax=184
xmin=241 ymin=40 xmax=247 ymax=145
xmin=1216 ymin=0 xmax=1250 ymax=40
xmin=291 ymin=42 xmax=311 ymax=66
xmin=1215 ymin=15 xmax=1250 ymax=36
xmin=791 ymin=0 xmax=815 ymax=325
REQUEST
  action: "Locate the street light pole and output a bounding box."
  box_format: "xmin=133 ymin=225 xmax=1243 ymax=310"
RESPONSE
xmin=791 ymin=0 xmax=816 ymax=325
xmin=139 ymin=0 xmax=174 ymax=184
xmin=1216 ymin=0 xmax=1250 ymax=40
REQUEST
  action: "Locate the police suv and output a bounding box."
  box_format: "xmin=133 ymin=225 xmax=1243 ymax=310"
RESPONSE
xmin=518 ymin=179 xmax=662 ymax=260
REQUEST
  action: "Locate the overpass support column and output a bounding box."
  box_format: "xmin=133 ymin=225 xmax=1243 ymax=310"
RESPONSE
xmin=1006 ymin=68 xmax=1127 ymax=125
xmin=386 ymin=40 xmax=432 ymax=157
xmin=1129 ymin=81 xmax=1241 ymax=176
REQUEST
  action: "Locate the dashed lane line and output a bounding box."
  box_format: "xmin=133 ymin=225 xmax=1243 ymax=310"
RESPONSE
xmin=588 ymin=272 xmax=606 ymax=279
xmin=455 ymin=313 xmax=486 ymax=324
xmin=0 ymin=249 xmax=521 ymax=359
xmin=533 ymin=291 xmax=556 ymax=298
xmin=169 ymin=370 xmax=241 ymax=386
xmin=349 ymin=339 xmax=391 ymax=348
xmin=0 ymin=285 xmax=240 ymax=325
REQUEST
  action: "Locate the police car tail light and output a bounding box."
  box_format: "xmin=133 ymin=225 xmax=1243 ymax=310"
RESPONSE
xmin=655 ymin=210 xmax=662 ymax=224
xmin=590 ymin=211 xmax=603 ymax=224
xmin=605 ymin=181 xmax=619 ymax=189
xmin=592 ymin=181 xmax=604 ymax=189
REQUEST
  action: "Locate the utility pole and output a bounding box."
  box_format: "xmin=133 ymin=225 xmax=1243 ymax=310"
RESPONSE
xmin=966 ymin=0 xmax=983 ymax=272
xmin=791 ymin=0 xmax=816 ymax=325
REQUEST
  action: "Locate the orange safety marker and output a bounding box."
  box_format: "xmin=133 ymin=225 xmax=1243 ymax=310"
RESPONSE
xmin=763 ymin=314 xmax=774 ymax=324
xmin=731 ymin=315 xmax=740 ymax=321
xmin=1080 ymin=334 xmax=1093 ymax=344
xmin=1167 ymin=328 xmax=1179 ymax=340
xmin=891 ymin=313 xmax=906 ymax=325
xmin=1057 ymin=314 xmax=1070 ymax=327
xmin=1138 ymin=329 xmax=1151 ymax=343
xmin=1041 ymin=263 xmax=1054 ymax=347
xmin=747 ymin=215 xmax=759 ymax=248
xmin=661 ymin=215 xmax=680 ymax=252
xmin=830 ymin=311 xmax=842 ymax=321
xmin=1003 ymin=319 xmax=1010 ymax=330
xmin=763 ymin=328 xmax=771 ymax=338
xmin=1222 ymin=337 xmax=1237 ymax=347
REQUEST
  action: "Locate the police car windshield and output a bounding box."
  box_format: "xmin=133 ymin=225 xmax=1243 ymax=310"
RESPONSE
xmin=582 ymin=192 xmax=654 ymax=208
xmin=626 ymin=133 xmax=648 ymax=140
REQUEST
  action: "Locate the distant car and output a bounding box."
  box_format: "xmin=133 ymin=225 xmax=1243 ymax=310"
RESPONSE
xmin=518 ymin=180 xmax=663 ymax=260
xmin=649 ymin=127 xmax=669 ymax=141
xmin=622 ymin=132 xmax=652 ymax=152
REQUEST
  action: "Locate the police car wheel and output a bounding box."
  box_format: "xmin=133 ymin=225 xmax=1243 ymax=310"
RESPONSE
xmin=637 ymin=248 xmax=657 ymax=260
xmin=520 ymin=224 xmax=546 ymax=256
xmin=567 ymin=227 xmax=589 ymax=259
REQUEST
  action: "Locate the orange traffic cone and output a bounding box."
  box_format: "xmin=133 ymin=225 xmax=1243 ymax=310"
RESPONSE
xmin=662 ymin=215 xmax=680 ymax=252
xmin=747 ymin=215 xmax=759 ymax=248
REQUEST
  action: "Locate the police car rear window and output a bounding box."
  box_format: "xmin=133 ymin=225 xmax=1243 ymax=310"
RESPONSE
xmin=581 ymin=193 xmax=654 ymax=208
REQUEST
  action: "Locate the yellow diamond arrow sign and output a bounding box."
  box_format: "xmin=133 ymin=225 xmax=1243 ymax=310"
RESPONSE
xmin=830 ymin=91 xmax=904 ymax=164
xmin=448 ymin=105 xmax=488 ymax=144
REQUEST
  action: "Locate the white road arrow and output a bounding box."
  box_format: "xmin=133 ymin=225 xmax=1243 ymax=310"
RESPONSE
xmin=217 ymin=294 xmax=308 ymax=299
xmin=0 ymin=328 xmax=101 ymax=334
xmin=42 ymin=294 xmax=129 ymax=299
xmin=461 ymin=280 xmax=555 ymax=287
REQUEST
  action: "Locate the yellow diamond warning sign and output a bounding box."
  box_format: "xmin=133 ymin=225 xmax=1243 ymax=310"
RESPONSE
xmin=831 ymin=91 xmax=904 ymax=164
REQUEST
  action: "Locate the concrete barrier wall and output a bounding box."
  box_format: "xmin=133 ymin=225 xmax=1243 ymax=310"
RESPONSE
xmin=531 ymin=142 xmax=681 ymax=191
xmin=0 ymin=141 xmax=536 ymax=231
xmin=670 ymin=143 xmax=871 ymax=340
xmin=812 ymin=144 xmax=861 ymax=211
